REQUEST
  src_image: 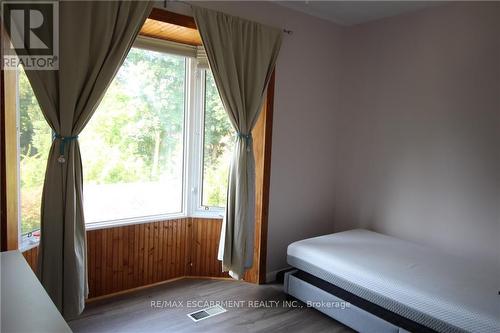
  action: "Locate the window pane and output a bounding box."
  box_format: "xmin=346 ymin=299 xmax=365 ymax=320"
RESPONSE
xmin=80 ymin=48 xmax=186 ymax=222
xmin=202 ymin=71 xmax=233 ymax=207
xmin=18 ymin=67 xmax=51 ymax=235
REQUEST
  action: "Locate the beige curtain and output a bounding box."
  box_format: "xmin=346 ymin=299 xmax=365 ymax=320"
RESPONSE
xmin=11 ymin=1 xmax=152 ymax=319
xmin=193 ymin=7 xmax=281 ymax=279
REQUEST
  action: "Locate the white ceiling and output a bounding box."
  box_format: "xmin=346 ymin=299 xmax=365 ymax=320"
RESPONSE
xmin=275 ymin=1 xmax=443 ymax=26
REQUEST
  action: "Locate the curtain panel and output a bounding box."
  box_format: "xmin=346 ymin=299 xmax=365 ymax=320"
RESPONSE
xmin=7 ymin=0 xmax=152 ymax=318
xmin=192 ymin=6 xmax=282 ymax=279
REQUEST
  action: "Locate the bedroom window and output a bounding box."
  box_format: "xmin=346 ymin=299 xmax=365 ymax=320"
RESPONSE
xmin=18 ymin=67 xmax=51 ymax=238
xmin=201 ymin=71 xmax=232 ymax=209
xmin=16 ymin=40 xmax=231 ymax=234
xmin=80 ymin=47 xmax=187 ymax=223
xmin=77 ymin=40 xmax=231 ymax=225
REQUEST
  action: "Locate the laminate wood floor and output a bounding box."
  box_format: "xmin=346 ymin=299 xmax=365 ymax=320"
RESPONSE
xmin=69 ymin=278 xmax=354 ymax=333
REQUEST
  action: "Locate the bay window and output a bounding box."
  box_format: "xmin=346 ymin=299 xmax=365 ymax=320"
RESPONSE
xmin=18 ymin=67 xmax=51 ymax=237
xmin=80 ymin=47 xmax=186 ymax=223
xmin=18 ymin=37 xmax=233 ymax=238
xmin=201 ymin=71 xmax=232 ymax=208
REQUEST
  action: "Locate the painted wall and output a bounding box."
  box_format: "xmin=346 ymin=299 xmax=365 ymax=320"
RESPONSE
xmin=334 ymin=3 xmax=500 ymax=270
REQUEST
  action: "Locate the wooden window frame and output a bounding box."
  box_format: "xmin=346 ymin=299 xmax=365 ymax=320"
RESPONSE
xmin=1 ymin=23 xmax=19 ymax=252
xmin=149 ymin=8 xmax=197 ymax=29
xmin=1 ymin=23 xmax=6 ymax=251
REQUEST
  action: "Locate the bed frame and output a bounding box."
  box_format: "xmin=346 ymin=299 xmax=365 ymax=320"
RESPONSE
xmin=284 ymin=269 xmax=437 ymax=333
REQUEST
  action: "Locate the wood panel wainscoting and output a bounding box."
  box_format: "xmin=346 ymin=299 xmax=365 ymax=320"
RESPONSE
xmin=22 ymin=218 xmax=229 ymax=299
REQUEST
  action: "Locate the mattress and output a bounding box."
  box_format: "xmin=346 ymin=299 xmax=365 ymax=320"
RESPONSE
xmin=287 ymin=229 xmax=500 ymax=333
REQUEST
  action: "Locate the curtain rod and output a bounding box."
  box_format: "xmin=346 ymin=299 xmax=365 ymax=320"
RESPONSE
xmin=163 ymin=0 xmax=294 ymax=35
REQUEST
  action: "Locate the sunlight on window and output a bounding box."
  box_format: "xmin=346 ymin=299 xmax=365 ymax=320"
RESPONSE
xmin=202 ymin=71 xmax=233 ymax=208
xmin=80 ymin=48 xmax=186 ymax=222
xmin=18 ymin=47 xmax=233 ymax=228
xmin=18 ymin=67 xmax=52 ymax=235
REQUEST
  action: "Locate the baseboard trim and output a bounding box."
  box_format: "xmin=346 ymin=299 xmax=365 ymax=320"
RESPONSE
xmin=266 ymin=266 xmax=292 ymax=283
xmin=184 ymin=276 xmax=233 ymax=281
xmin=86 ymin=276 xmax=233 ymax=303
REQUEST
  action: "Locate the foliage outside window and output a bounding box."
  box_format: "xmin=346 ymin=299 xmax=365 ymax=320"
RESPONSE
xmin=202 ymin=71 xmax=233 ymax=208
xmin=80 ymin=48 xmax=186 ymax=222
xmin=18 ymin=46 xmax=233 ymax=233
xmin=18 ymin=67 xmax=51 ymax=235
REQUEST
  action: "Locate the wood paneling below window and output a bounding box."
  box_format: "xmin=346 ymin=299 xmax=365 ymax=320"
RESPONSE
xmin=190 ymin=218 xmax=226 ymax=277
xmin=22 ymin=245 xmax=38 ymax=272
xmin=22 ymin=218 xmax=228 ymax=299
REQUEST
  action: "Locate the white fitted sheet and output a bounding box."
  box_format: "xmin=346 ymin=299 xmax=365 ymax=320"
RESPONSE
xmin=287 ymin=229 xmax=500 ymax=333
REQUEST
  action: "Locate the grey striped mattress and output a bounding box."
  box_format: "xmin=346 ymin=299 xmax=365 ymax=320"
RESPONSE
xmin=287 ymin=229 xmax=500 ymax=333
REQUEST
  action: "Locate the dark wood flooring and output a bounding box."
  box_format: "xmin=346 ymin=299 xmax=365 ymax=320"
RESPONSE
xmin=69 ymin=278 xmax=354 ymax=333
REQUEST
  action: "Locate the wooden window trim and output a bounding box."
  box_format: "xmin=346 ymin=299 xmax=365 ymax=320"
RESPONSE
xmin=258 ymin=71 xmax=275 ymax=284
xmin=245 ymin=71 xmax=275 ymax=284
xmin=1 ymin=23 xmax=7 ymax=251
xmin=149 ymin=8 xmax=197 ymax=30
xmin=1 ymin=24 xmax=18 ymax=251
xmin=140 ymin=8 xmax=202 ymax=46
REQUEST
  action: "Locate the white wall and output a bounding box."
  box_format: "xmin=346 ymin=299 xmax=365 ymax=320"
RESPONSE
xmin=334 ymin=3 xmax=500 ymax=270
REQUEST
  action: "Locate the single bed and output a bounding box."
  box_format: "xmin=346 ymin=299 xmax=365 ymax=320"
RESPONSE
xmin=285 ymin=229 xmax=500 ymax=333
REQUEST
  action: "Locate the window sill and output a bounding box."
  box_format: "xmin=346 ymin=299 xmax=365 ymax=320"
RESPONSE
xmin=19 ymin=212 xmax=225 ymax=251
xmin=20 ymin=235 xmax=40 ymax=252
xmin=190 ymin=210 xmax=224 ymax=220
xmin=85 ymin=211 xmax=223 ymax=231
xmin=85 ymin=213 xmax=187 ymax=231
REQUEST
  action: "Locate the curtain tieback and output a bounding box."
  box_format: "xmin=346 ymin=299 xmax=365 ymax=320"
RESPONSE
xmin=236 ymin=132 xmax=252 ymax=152
xmin=53 ymin=134 xmax=79 ymax=163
